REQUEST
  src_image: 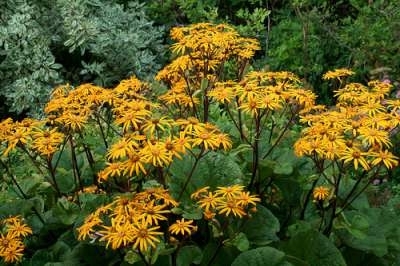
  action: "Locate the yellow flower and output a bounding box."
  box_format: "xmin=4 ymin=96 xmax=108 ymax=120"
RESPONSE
xmin=175 ymin=117 xmax=204 ymax=134
xmin=57 ymin=111 xmax=89 ymax=132
xmin=313 ymin=186 xmax=330 ymax=201
xmin=208 ymin=82 xmax=236 ymax=103
xmin=358 ymin=126 xmax=391 ymax=148
xmin=138 ymin=201 xmax=170 ymax=226
xmin=169 ymin=219 xmax=197 ymax=236
xmin=323 ymin=68 xmax=355 ymax=80
xmin=192 ymin=128 xmax=220 ymax=150
xmin=122 ymin=151 xmax=147 ymax=176
xmin=99 ymin=220 xmax=136 ymax=249
xmin=191 ymin=186 xmax=210 ymax=200
xmin=140 ymin=141 xmax=172 ymax=167
xmin=217 ymin=199 xmax=246 ymax=218
xmin=131 ymin=224 xmax=163 ymax=253
xmin=4 ymin=218 xmax=32 ymax=238
xmin=77 ymin=214 xmax=102 ymax=241
xmin=239 ymin=95 xmax=262 ymax=116
xmin=214 ymin=133 xmax=232 ymax=151
xmin=198 ymin=192 xmax=221 ymax=212
xmin=370 ymin=150 xmax=399 ymax=169
xmin=98 ymin=162 xmax=124 ymax=182
xmin=340 ymin=147 xmax=370 ymax=170
xmin=172 ymin=132 xmax=192 ymax=155
xmin=107 ymin=137 xmax=137 ymax=160
xmin=215 ymin=185 xmax=245 ymax=199
xmin=236 ymin=191 xmax=261 ymax=207
xmin=141 ymin=116 xmax=173 ymax=136
xmin=31 ymin=128 xmax=64 ymax=157
xmin=0 ymin=236 xmax=24 ymax=264
xmin=3 ymin=127 xmax=30 ymax=156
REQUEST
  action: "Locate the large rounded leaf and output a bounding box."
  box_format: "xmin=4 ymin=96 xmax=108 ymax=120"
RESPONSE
xmin=281 ymin=229 xmax=346 ymax=266
xmin=232 ymin=246 xmax=291 ymax=266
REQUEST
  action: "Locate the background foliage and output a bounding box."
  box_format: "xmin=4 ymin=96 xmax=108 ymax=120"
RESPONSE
xmin=0 ymin=0 xmax=164 ymax=117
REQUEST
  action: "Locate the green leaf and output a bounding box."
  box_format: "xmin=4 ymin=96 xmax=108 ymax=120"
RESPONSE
xmin=230 ymin=232 xmax=250 ymax=252
xmin=334 ymin=212 xmax=369 ymax=239
xmin=182 ymin=205 xmax=203 ymax=220
xmin=169 ymin=152 xmax=243 ymax=201
xmin=281 ymin=229 xmax=346 ymax=266
xmin=200 ymin=242 xmax=239 ymax=266
xmin=242 ymin=205 xmax=280 ymax=246
xmin=336 ymin=208 xmax=400 ymax=257
xmin=55 ymin=167 xmax=75 ymax=193
xmin=177 ymin=245 xmax=203 ymax=266
xmin=49 ymin=198 xmax=80 ymax=226
xmin=273 ymin=161 xmax=293 ymax=175
xmin=231 ymin=246 xmax=290 ymax=266
xmin=124 ymin=250 xmax=142 ymax=264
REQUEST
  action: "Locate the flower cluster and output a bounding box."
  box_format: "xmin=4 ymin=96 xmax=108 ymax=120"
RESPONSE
xmin=0 ymin=216 xmax=32 ymax=264
xmin=96 ymin=78 xmax=231 ymax=184
xmin=156 ymin=23 xmax=260 ymax=116
xmin=191 ymin=185 xmax=260 ymax=219
xmin=43 ymin=75 xmax=232 ymax=184
xmin=0 ymin=117 xmax=64 ymax=158
xmin=209 ymin=71 xmax=316 ymax=117
xmin=77 ymin=188 xmax=195 ymax=252
xmin=295 ymin=71 xmax=399 ymax=171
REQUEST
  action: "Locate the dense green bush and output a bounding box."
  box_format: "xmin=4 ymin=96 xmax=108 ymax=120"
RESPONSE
xmin=0 ymin=0 xmax=164 ymax=117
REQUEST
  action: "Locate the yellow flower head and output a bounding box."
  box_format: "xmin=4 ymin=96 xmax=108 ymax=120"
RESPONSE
xmin=169 ymin=218 xmax=197 ymax=236
xmin=323 ymin=68 xmax=355 ymax=80
xmin=313 ymin=186 xmax=330 ymax=201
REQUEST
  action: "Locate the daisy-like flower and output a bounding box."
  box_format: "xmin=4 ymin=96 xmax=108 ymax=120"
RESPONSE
xmin=131 ymin=223 xmax=163 ymax=253
xmin=140 ymin=141 xmax=173 ymax=167
xmin=98 ymin=162 xmax=124 ymax=182
xmin=175 ymin=117 xmax=204 ymax=134
xmin=3 ymin=128 xmax=30 ymax=156
xmin=313 ymin=186 xmax=330 ymax=201
xmin=236 ymin=191 xmax=261 ymax=207
xmin=217 ymin=198 xmax=246 ymax=218
xmin=4 ymin=218 xmax=33 ymax=238
xmin=169 ymin=219 xmax=197 ymax=236
xmin=322 ymin=68 xmax=355 ymax=80
xmin=370 ymin=149 xmax=399 ymax=169
xmin=138 ymin=201 xmax=170 ymax=226
xmin=99 ymin=220 xmax=136 ymax=249
xmin=122 ymin=151 xmax=147 ymax=176
xmin=340 ymin=147 xmax=370 ymax=170
xmin=141 ymin=116 xmax=173 ymax=136
xmin=58 ymin=111 xmax=89 ymax=132
xmin=77 ymin=214 xmax=102 ymax=241
xmin=0 ymin=235 xmax=24 ymax=264
xmin=215 ymin=185 xmax=245 ymax=199
xmin=171 ymin=132 xmax=192 ymax=156
xmin=192 ymin=128 xmax=220 ymax=150
xmin=208 ymin=82 xmax=236 ymax=103
xmin=215 ymin=133 xmax=232 ymax=151
xmin=191 ymin=186 xmax=210 ymax=200
xmin=198 ymin=192 xmax=221 ymax=212
xmin=239 ymin=95 xmax=262 ymax=116
xmin=31 ymin=128 xmax=64 ymax=158
xmin=358 ymin=126 xmax=391 ymax=148
xmin=107 ymin=137 xmax=137 ymax=160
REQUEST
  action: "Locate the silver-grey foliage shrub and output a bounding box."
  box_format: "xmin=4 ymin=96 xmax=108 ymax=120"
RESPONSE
xmin=0 ymin=0 xmax=164 ymax=117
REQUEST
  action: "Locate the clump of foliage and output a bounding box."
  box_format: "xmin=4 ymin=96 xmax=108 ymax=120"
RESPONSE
xmin=266 ymin=0 xmax=400 ymax=103
xmin=0 ymin=0 xmax=164 ymax=117
xmin=1 ymin=22 xmax=400 ymax=265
